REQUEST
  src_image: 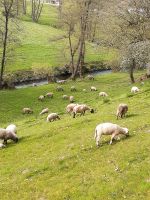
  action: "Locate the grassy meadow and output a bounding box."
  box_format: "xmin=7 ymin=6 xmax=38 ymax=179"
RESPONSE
xmin=0 ymin=72 xmax=150 ymax=199
xmin=5 ymin=4 xmax=116 ymax=72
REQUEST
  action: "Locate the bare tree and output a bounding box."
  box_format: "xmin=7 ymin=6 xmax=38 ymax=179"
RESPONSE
xmin=0 ymin=0 xmax=20 ymax=88
xmin=22 ymin=0 xmax=26 ymax=15
xmin=62 ymin=0 xmax=100 ymax=79
xmin=31 ymin=0 xmax=43 ymax=23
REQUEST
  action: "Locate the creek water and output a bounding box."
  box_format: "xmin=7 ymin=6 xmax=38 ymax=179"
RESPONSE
xmin=15 ymin=69 xmax=112 ymax=89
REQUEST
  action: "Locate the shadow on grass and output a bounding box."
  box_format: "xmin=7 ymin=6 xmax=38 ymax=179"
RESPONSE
xmin=126 ymin=113 xmax=139 ymax=118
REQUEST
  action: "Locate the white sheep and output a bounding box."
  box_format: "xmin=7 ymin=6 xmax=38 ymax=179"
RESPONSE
xmin=38 ymin=95 xmax=45 ymax=101
xmin=47 ymin=113 xmax=60 ymax=122
xmin=87 ymin=75 xmax=94 ymax=80
xmin=73 ymin=104 xmax=94 ymax=118
xmin=116 ymin=104 xmax=128 ymax=119
xmin=63 ymin=95 xmax=69 ymax=100
xmin=66 ymin=103 xmax=78 ymax=114
xmin=56 ymin=86 xmax=64 ymax=91
xmin=131 ymin=86 xmax=139 ymax=93
xmin=6 ymin=124 xmax=17 ymax=134
xmin=57 ymin=80 xmax=66 ymax=84
xmin=0 ymin=128 xmax=18 ymax=144
xmin=32 ymin=83 xmax=37 ymax=87
xmin=0 ymin=143 xmax=6 ymax=148
xmin=22 ymin=108 xmax=33 ymax=114
xmin=69 ymin=96 xmax=74 ymax=103
xmin=40 ymin=108 xmax=49 ymax=115
xmin=71 ymin=86 xmax=77 ymax=92
xmin=83 ymin=89 xmax=87 ymax=92
xmin=99 ymin=92 xmax=108 ymax=97
xmin=94 ymin=123 xmax=129 ymax=146
xmin=90 ymin=86 xmax=97 ymax=91
xmin=45 ymin=92 xmax=53 ymax=98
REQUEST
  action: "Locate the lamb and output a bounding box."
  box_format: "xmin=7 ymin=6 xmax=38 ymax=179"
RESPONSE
xmin=94 ymin=122 xmax=129 ymax=146
xmin=87 ymin=75 xmax=94 ymax=80
xmin=131 ymin=86 xmax=139 ymax=93
xmin=63 ymin=95 xmax=69 ymax=100
xmin=45 ymin=92 xmax=53 ymax=98
xmin=32 ymin=83 xmax=37 ymax=87
xmin=99 ymin=92 xmax=108 ymax=97
xmin=69 ymin=96 xmax=74 ymax=103
xmin=40 ymin=108 xmax=49 ymax=115
xmin=56 ymin=80 xmax=66 ymax=84
xmin=22 ymin=108 xmax=33 ymax=114
xmin=38 ymin=95 xmax=45 ymax=101
xmin=73 ymin=104 xmax=94 ymax=118
xmin=0 ymin=143 xmax=6 ymax=148
xmin=70 ymin=86 xmax=77 ymax=92
xmin=6 ymin=124 xmax=17 ymax=134
xmin=116 ymin=104 xmax=128 ymax=119
xmin=90 ymin=86 xmax=97 ymax=91
xmin=0 ymin=128 xmax=18 ymax=144
xmin=66 ymin=103 xmax=78 ymax=114
xmin=56 ymin=86 xmax=64 ymax=92
xmin=47 ymin=113 xmax=60 ymax=122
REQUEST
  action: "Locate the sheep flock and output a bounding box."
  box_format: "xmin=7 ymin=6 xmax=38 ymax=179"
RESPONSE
xmin=0 ymin=75 xmax=141 ymax=149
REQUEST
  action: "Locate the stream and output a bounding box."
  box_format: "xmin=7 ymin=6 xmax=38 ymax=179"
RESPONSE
xmin=15 ymin=69 xmax=112 ymax=89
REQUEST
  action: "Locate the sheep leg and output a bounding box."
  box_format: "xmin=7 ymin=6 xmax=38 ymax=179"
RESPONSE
xmin=73 ymin=112 xmax=76 ymax=118
xmin=110 ymin=133 xmax=117 ymax=145
xmin=96 ymin=135 xmax=101 ymax=147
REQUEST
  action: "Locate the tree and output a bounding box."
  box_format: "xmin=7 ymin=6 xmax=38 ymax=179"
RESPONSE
xmin=101 ymin=0 xmax=150 ymax=82
xmin=31 ymin=0 xmax=43 ymax=23
xmin=22 ymin=0 xmax=27 ymax=15
xmin=62 ymin=0 xmax=100 ymax=79
xmin=0 ymin=0 xmax=20 ymax=88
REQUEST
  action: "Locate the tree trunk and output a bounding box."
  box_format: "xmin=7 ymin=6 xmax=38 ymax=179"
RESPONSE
xmin=130 ymin=59 xmax=135 ymax=83
xmin=23 ymin=0 xmax=27 ymax=15
xmin=0 ymin=15 xmax=9 ymax=88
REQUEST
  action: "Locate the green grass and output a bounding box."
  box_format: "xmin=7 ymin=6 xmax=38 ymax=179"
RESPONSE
xmin=5 ymin=4 xmax=116 ymax=72
xmin=0 ymin=73 xmax=150 ymax=199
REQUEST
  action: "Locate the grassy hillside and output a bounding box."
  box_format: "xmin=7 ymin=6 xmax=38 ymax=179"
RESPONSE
xmin=5 ymin=4 xmax=116 ymax=72
xmin=0 ymin=73 xmax=150 ymax=199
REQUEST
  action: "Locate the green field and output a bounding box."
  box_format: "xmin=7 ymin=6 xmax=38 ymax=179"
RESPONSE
xmin=5 ymin=4 xmax=116 ymax=72
xmin=0 ymin=73 xmax=150 ymax=199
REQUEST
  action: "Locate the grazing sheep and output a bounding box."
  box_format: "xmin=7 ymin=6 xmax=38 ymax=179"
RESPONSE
xmin=0 ymin=128 xmax=18 ymax=144
xmin=66 ymin=103 xmax=78 ymax=114
xmin=6 ymin=124 xmax=17 ymax=134
xmin=70 ymin=86 xmax=77 ymax=92
xmin=32 ymin=83 xmax=37 ymax=87
xmin=90 ymin=86 xmax=97 ymax=91
xmin=40 ymin=108 xmax=49 ymax=115
xmin=56 ymin=86 xmax=64 ymax=92
xmin=63 ymin=95 xmax=69 ymax=100
xmin=99 ymin=92 xmax=108 ymax=97
xmin=0 ymin=143 xmax=6 ymax=148
xmin=83 ymin=89 xmax=87 ymax=92
xmin=73 ymin=104 xmax=94 ymax=118
xmin=116 ymin=104 xmax=128 ymax=119
xmin=57 ymin=80 xmax=66 ymax=84
xmin=47 ymin=113 xmax=60 ymax=122
xmin=38 ymin=95 xmax=45 ymax=101
xmin=45 ymin=92 xmax=53 ymax=98
xmin=69 ymin=96 xmax=74 ymax=103
xmin=94 ymin=123 xmax=129 ymax=146
xmin=22 ymin=108 xmax=33 ymax=114
xmin=87 ymin=75 xmax=94 ymax=80
xmin=131 ymin=86 xmax=139 ymax=93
